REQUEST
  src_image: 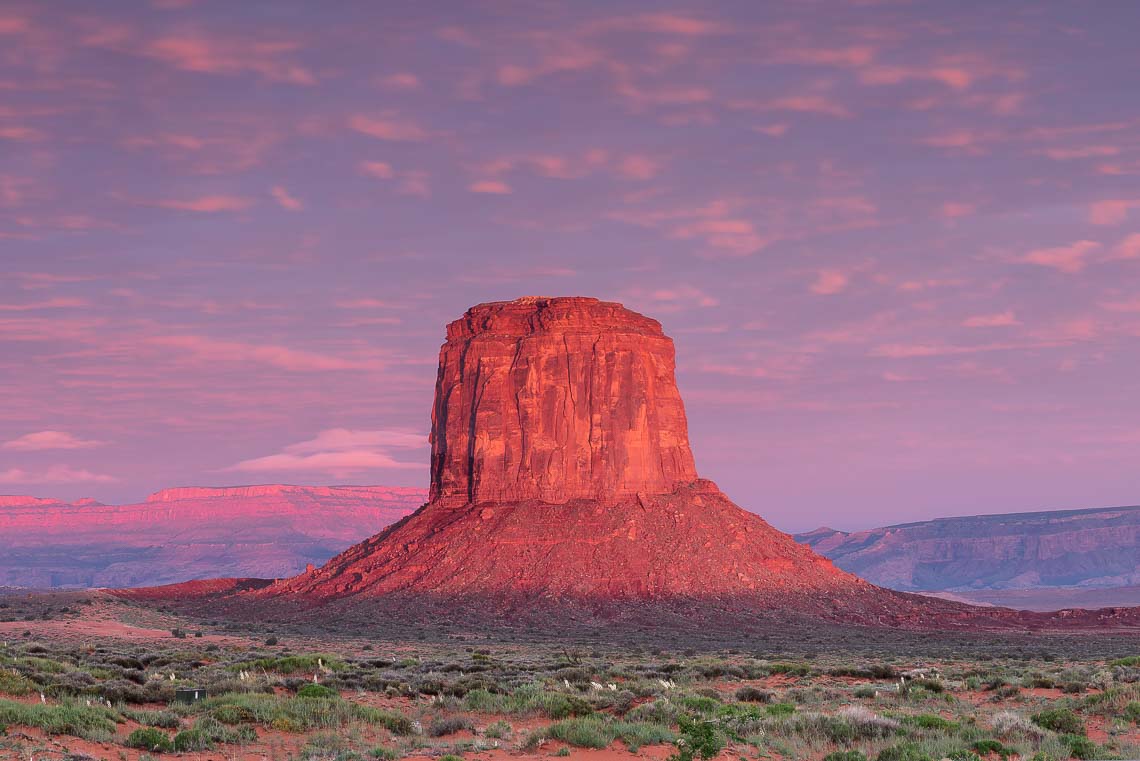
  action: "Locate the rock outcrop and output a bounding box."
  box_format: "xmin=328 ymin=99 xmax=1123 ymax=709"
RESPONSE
xmin=0 ymin=485 xmax=426 ymax=588
xmin=429 ymin=297 xmax=697 ymax=505
xmin=278 ymin=297 xmax=874 ymax=608
xmin=795 ymin=505 xmax=1140 ymax=593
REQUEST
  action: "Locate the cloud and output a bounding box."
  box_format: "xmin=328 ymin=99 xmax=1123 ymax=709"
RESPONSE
xmin=469 ymin=180 xmax=512 ymax=194
xmin=270 ymin=186 xmax=303 ymax=211
xmin=379 ymin=72 xmax=421 ymax=90
xmin=764 ymin=95 xmax=850 ymax=118
xmin=810 ymin=269 xmax=849 ymax=295
xmin=963 ymin=311 xmax=1020 ymax=328
xmin=359 ymin=161 xmax=394 ymax=178
xmin=139 ymin=34 xmax=315 ymax=84
xmin=941 ymin=202 xmax=975 ymax=218
xmin=1041 ymin=145 xmax=1119 ymax=160
xmin=0 ymin=298 xmax=86 ymax=311
xmin=0 ymin=466 xmax=117 ymax=484
xmin=225 ymin=427 xmax=426 ymax=474
xmin=618 ymin=285 xmax=719 ymax=313
xmin=349 ymin=114 xmax=430 ymax=142
xmin=1089 ymin=199 xmax=1140 ymax=225
xmin=150 ymin=195 xmax=253 ymax=213
xmin=1113 ymin=233 xmax=1140 ymax=260
xmin=1020 ymin=240 xmax=1100 ymax=273
xmin=3 ymin=430 xmax=104 ymax=451
xmin=149 ymin=335 xmax=378 ymax=371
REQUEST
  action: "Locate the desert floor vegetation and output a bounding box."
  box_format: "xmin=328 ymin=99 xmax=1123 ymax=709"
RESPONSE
xmin=0 ymin=590 xmax=1137 ymax=760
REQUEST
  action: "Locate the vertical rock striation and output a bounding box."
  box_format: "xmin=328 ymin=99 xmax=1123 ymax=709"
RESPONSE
xmin=429 ymin=297 xmax=697 ymax=505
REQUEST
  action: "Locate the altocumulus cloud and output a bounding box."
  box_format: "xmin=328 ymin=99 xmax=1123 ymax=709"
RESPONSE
xmin=225 ymin=428 xmax=426 ymax=474
xmin=0 ymin=466 xmax=117 ymax=484
xmin=2 ymin=430 xmax=104 ymax=451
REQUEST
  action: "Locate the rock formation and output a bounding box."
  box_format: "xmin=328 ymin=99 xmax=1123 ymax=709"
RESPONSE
xmin=796 ymin=505 xmax=1140 ymax=593
xmin=430 ymin=296 xmax=697 ymax=505
xmin=278 ymin=297 xmax=873 ymax=607
xmin=0 ymin=485 xmax=426 ymax=588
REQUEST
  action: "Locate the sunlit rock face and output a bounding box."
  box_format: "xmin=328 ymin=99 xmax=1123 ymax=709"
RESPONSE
xmin=278 ymin=296 xmax=870 ymax=605
xmin=429 ymin=297 xmax=697 ymax=506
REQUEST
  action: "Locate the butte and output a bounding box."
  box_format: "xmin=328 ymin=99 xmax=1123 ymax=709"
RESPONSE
xmin=268 ymin=297 xmax=944 ymax=622
xmin=127 ymin=297 xmax=1140 ymax=633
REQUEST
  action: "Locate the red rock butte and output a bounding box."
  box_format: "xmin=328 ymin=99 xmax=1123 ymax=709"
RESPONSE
xmin=277 ymin=296 xmax=876 ymax=605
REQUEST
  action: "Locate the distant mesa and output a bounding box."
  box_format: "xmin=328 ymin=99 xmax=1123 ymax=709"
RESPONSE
xmin=0 ymin=485 xmax=426 ymax=588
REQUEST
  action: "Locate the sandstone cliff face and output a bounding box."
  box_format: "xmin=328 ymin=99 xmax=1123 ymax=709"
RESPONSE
xmin=429 ymin=297 xmax=697 ymax=505
xmin=279 ymin=297 xmax=870 ymax=605
xmin=795 ymin=505 xmax=1140 ymax=592
xmin=0 ymin=485 xmax=426 ymax=588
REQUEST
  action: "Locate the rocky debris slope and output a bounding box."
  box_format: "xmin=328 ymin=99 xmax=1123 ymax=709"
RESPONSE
xmin=795 ymin=505 xmax=1140 ymax=592
xmin=0 ymin=485 xmax=425 ymax=588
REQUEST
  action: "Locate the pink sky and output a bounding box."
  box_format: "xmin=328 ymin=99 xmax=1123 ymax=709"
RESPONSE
xmin=1 ymin=1 xmax=1139 ymax=531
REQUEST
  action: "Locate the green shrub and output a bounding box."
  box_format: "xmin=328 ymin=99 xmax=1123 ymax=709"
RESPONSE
xmin=766 ymin=703 xmax=795 ymax=716
xmin=970 ymin=739 xmax=1013 ymax=758
xmin=172 ymin=728 xmax=213 ymax=751
xmin=484 ymin=719 xmax=512 ymax=739
xmin=0 ymin=699 xmax=117 ymax=741
xmin=824 ymin=753 xmax=867 ymax=761
xmin=876 ymin=743 xmax=932 ymax=761
xmin=1110 ymin=656 xmax=1140 ymax=667
xmin=539 ymin=717 xmax=674 ymax=751
xmin=903 ymin=714 xmax=956 ymax=730
xmin=1060 ymin=734 xmax=1098 ymax=760
xmin=670 ymin=715 xmax=724 ymax=761
xmin=1125 ymin=701 xmax=1140 ymax=724
xmin=0 ymin=669 xmax=37 ymax=695
xmin=1031 ymin=708 xmax=1084 ymax=735
xmin=126 ymin=727 xmax=173 ymax=752
xmin=210 ymin=704 xmax=256 ymax=725
xmin=296 ymin=683 xmax=338 ymax=699
xmin=370 ymin=747 xmax=399 ymax=760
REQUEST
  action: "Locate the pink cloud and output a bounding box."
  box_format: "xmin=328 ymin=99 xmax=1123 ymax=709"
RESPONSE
xmin=225 ymin=427 xmax=425 ymax=474
xmin=149 ymin=335 xmax=377 ymax=371
xmin=615 ymin=155 xmax=661 ymax=180
xmin=0 ymin=298 xmax=86 ymax=311
xmin=1020 ymin=240 xmax=1100 ymax=273
xmin=619 ymin=284 xmax=719 ymax=313
xmin=941 ymin=202 xmax=975 ymax=218
xmin=0 ymin=125 xmax=45 ymax=141
xmin=810 ymin=269 xmax=849 ymax=295
xmin=765 ymin=95 xmax=850 ymax=118
xmin=141 ymin=35 xmax=315 ymax=84
xmin=469 ymin=180 xmax=512 ymax=194
xmin=776 ymin=46 xmax=876 ymax=68
xmin=3 ymin=430 xmax=104 ymax=451
xmin=151 ymin=195 xmax=253 ymax=213
xmin=270 ymin=185 xmax=303 ymax=211
xmin=0 ymin=466 xmax=117 ymax=485
xmin=359 ymin=161 xmax=394 ymax=179
xmin=1041 ymin=145 xmax=1120 ymax=160
xmin=860 ymin=64 xmax=975 ymax=90
xmin=379 ymin=72 xmax=421 ymax=90
xmin=349 ymin=114 xmax=430 ymax=141
xmin=1113 ymin=233 xmax=1140 ymax=260
xmin=1089 ymin=199 xmax=1140 ymax=225
xmin=963 ymin=311 xmax=1020 ymax=328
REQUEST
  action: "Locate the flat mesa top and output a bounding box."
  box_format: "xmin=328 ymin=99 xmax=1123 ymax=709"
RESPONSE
xmin=447 ymin=296 xmax=665 ymax=340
